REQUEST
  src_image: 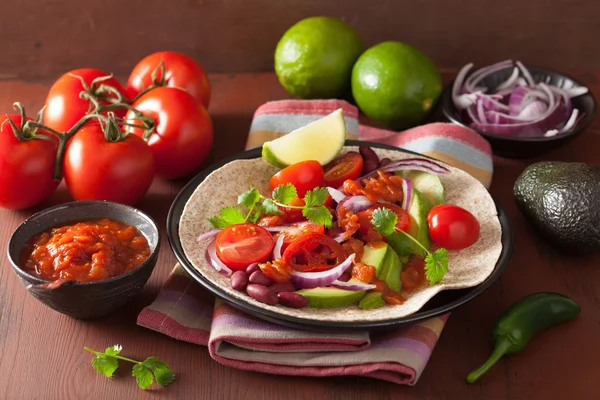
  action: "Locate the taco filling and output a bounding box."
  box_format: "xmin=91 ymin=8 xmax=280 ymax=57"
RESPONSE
xmin=197 ymin=146 xmax=484 ymax=311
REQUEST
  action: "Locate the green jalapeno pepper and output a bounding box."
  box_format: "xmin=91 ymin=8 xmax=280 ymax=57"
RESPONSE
xmin=467 ymin=292 xmax=581 ymax=383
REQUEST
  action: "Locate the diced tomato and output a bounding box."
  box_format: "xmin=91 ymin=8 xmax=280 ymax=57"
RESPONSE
xmin=351 ymin=262 xmax=376 ymax=283
xmin=401 ymin=257 xmax=426 ymax=292
xmin=259 ymin=259 xmax=292 ymax=283
xmin=282 ymin=232 xmax=346 ymax=272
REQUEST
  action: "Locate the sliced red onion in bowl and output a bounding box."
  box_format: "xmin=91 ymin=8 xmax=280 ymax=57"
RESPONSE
xmin=197 ymin=229 xmax=221 ymax=242
xmin=272 ymin=234 xmax=285 ymax=259
xmin=327 ymin=187 xmax=347 ymax=203
xmin=206 ymin=240 xmax=233 ymax=277
xmin=401 ymin=178 xmax=413 ymax=210
xmin=289 ymin=254 xmax=355 ymax=289
xmin=330 ymin=279 xmax=376 ymax=291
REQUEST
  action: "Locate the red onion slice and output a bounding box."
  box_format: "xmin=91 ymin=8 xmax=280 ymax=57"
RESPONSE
xmin=264 ymin=225 xmax=295 ymax=233
xmin=327 ymin=187 xmax=347 ymax=203
xmin=565 ymin=87 xmax=589 ymax=98
xmin=330 ymin=279 xmax=376 ymax=291
xmin=464 ymin=59 xmax=513 ymax=92
xmin=401 ymin=178 xmax=413 ymax=210
xmin=516 ymin=61 xmax=535 ymax=86
xmin=338 ymin=195 xmax=373 ymax=214
xmin=206 ymin=240 xmax=233 ymax=276
xmin=197 ymin=229 xmax=221 ymax=242
xmin=272 ymin=234 xmax=284 ymax=259
xmin=495 ymin=67 xmax=520 ymax=91
xmin=289 ymin=254 xmax=355 ymax=289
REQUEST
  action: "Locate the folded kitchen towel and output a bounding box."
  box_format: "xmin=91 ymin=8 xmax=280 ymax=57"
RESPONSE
xmin=137 ymin=99 xmax=493 ymax=385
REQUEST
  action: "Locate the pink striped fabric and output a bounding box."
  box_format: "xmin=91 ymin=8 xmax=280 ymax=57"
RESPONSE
xmin=137 ymin=99 xmax=493 ymax=385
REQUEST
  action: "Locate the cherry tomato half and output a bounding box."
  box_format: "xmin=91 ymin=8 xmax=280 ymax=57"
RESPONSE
xmin=216 ymin=223 xmax=274 ymax=270
xmin=278 ymin=221 xmax=325 ymax=251
xmin=323 ymin=152 xmax=364 ymax=188
xmin=282 ymin=232 xmax=345 ymax=272
xmin=357 ymin=203 xmax=410 ymax=234
xmin=270 ymin=160 xmax=324 ymax=198
xmin=427 ymin=204 xmax=480 ymax=250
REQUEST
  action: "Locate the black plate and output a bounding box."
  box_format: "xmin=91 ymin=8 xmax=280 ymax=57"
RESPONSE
xmin=166 ymin=140 xmax=514 ymax=332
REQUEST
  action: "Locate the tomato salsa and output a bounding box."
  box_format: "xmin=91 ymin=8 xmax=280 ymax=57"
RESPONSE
xmin=21 ymin=218 xmax=151 ymax=283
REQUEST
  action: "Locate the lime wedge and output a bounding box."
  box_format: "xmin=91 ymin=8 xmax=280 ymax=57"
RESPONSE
xmin=262 ymin=108 xmax=346 ymax=167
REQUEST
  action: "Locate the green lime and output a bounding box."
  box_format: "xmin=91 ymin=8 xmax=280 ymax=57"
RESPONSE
xmin=351 ymin=41 xmax=442 ymax=130
xmin=262 ymin=109 xmax=346 ymax=168
xmin=274 ymin=16 xmax=364 ymax=99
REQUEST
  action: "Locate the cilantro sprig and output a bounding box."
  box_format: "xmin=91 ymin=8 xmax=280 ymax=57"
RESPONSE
xmin=209 ymin=182 xmax=332 ymax=228
xmin=371 ymin=207 xmax=449 ymax=285
xmin=85 ymin=345 xmax=175 ymax=390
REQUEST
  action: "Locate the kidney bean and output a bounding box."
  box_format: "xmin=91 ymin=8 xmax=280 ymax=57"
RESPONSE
xmin=277 ymin=292 xmax=309 ymax=309
xmin=230 ymin=271 xmax=249 ymax=291
xmin=246 ymin=263 xmax=260 ymax=275
xmin=379 ymin=157 xmax=391 ymax=167
xmin=361 ymin=159 xmax=379 ymax=175
xmin=249 ymin=270 xmax=274 ymax=286
xmin=269 ymin=282 xmax=296 ymax=293
xmin=359 ymin=145 xmax=380 ymax=163
xmin=246 ymin=284 xmax=278 ymax=305
xmin=337 ymin=271 xmax=351 ymax=282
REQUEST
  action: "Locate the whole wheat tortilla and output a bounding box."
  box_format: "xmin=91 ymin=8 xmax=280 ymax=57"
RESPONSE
xmin=179 ymin=146 xmax=503 ymax=322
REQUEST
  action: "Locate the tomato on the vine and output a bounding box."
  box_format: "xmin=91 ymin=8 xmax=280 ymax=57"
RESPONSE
xmin=269 ymin=160 xmax=324 ymax=197
xmin=63 ymin=121 xmax=155 ymax=206
xmin=43 ymin=68 xmax=127 ymax=133
xmin=427 ymin=204 xmax=480 ymax=250
xmin=126 ymin=51 xmax=211 ymax=108
xmin=0 ymin=114 xmax=59 ymax=210
xmin=126 ymin=87 xmax=214 ymax=180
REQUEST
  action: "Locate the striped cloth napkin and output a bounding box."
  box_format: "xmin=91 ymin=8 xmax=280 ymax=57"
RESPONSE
xmin=137 ymin=99 xmax=493 ymax=385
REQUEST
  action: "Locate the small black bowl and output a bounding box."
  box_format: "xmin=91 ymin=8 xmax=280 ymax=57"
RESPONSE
xmin=441 ymin=65 xmax=597 ymax=158
xmin=7 ymin=200 xmax=160 ymax=319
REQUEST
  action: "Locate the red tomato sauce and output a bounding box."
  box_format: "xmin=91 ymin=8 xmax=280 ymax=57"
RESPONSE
xmin=21 ymin=218 xmax=151 ymax=283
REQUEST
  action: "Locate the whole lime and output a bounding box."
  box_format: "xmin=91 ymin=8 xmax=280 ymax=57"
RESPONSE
xmin=351 ymin=41 xmax=442 ymax=130
xmin=274 ymin=16 xmax=364 ymax=99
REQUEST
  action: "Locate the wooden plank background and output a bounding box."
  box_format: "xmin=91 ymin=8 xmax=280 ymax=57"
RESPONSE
xmin=1 ymin=0 xmax=598 ymax=79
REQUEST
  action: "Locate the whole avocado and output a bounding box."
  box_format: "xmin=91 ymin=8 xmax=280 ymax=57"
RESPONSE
xmin=514 ymin=161 xmax=600 ymax=254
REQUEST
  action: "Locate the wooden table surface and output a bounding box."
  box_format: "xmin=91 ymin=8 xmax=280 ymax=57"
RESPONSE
xmin=0 ymin=72 xmax=599 ymax=400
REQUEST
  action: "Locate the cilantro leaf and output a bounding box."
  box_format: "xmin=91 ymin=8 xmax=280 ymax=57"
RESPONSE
xmin=141 ymin=357 xmax=175 ymax=387
xmin=238 ymin=188 xmax=260 ymax=208
xmin=304 ymin=187 xmax=329 ymax=207
xmin=91 ymin=354 xmax=119 ymax=378
xmin=262 ymin=198 xmax=281 ymax=215
xmin=132 ymin=363 xmax=154 ymax=390
xmin=272 ymin=183 xmax=297 ymax=205
xmin=303 ymin=206 xmax=333 ymax=227
xmin=208 ymin=206 xmax=245 ymax=228
xmin=371 ymin=207 xmax=398 ymax=237
xmin=425 ymin=248 xmax=448 ymax=285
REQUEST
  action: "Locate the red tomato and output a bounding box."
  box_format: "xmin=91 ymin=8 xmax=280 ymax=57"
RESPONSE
xmin=216 ymin=223 xmax=274 ymax=270
xmin=43 ymin=68 xmax=127 ymax=133
xmin=278 ymin=194 xmax=332 ymax=223
xmin=0 ymin=115 xmax=59 ymax=209
xmin=282 ymin=232 xmax=345 ymax=272
xmin=278 ymin=221 xmax=325 ymax=251
xmin=126 ymin=51 xmax=211 ymax=108
xmin=269 ymin=160 xmax=324 ymax=197
xmin=427 ymin=204 xmax=480 ymax=250
xmin=126 ymin=87 xmax=214 ymax=179
xmin=357 ymin=203 xmax=410 ymax=234
xmin=323 ymin=152 xmax=364 ymax=187
xmin=63 ymin=124 xmax=155 ymax=205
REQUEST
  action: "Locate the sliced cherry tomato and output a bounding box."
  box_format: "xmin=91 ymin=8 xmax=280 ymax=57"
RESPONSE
xmin=282 ymin=232 xmax=345 ymax=272
xmin=259 ymin=259 xmax=292 ymax=283
xmin=427 ymin=204 xmax=480 ymax=250
xmin=270 ymin=160 xmax=324 ymax=197
xmin=216 ymin=223 xmax=274 ymax=270
xmin=279 ymin=197 xmax=305 ymax=223
xmin=401 ymin=257 xmax=426 ymax=291
xmin=357 ymin=203 xmax=410 ymax=234
xmin=257 ymin=215 xmax=285 ymax=227
xmin=323 ymin=152 xmax=364 ymax=188
xmin=278 ymin=221 xmax=325 ymax=251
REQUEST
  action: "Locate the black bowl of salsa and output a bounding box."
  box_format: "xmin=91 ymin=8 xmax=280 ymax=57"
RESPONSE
xmin=7 ymin=200 xmax=160 ymax=319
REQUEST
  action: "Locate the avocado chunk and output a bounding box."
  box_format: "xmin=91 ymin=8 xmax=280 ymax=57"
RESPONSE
xmin=379 ymin=246 xmax=403 ymax=292
xmin=398 ymin=170 xmax=444 ymax=206
xmin=514 ymin=161 xmax=600 ymax=254
xmin=391 ymin=188 xmax=433 ymax=257
xmin=297 ymin=287 xmax=366 ymax=308
xmin=359 ymin=292 xmax=386 ymax=310
xmin=362 ymin=241 xmax=389 ymax=277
